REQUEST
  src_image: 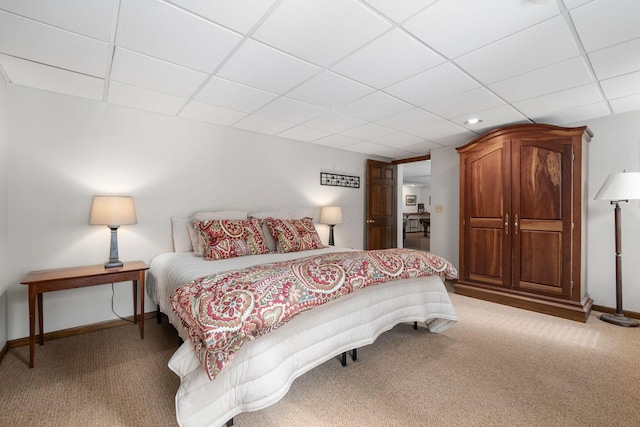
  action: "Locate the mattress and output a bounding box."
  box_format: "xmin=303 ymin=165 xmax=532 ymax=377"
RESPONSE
xmin=147 ymin=248 xmax=457 ymax=427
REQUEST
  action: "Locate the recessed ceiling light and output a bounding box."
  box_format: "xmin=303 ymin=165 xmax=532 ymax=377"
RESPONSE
xmin=464 ymin=118 xmax=483 ymax=125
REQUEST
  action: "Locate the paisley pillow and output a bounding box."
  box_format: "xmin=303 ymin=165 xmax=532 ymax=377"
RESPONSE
xmin=194 ymin=219 xmax=269 ymax=260
xmin=265 ymin=217 xmax=324 ymax=253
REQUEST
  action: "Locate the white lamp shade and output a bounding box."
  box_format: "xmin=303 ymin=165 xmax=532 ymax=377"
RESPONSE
xmin=594 ymin=172 xmax=640 ymax=201
xmin=320 ymin=206 xmax=342 ymax=225
xmin=89 ymin=196 xmax=137 ymax=225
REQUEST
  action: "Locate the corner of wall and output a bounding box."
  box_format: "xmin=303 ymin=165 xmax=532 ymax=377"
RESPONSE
xmin=0 ymin=75 xmax=9 ymax=350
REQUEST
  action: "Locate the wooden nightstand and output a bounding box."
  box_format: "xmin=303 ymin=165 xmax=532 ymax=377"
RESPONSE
xmin=20 ymin=260 xmax=149 ymax=368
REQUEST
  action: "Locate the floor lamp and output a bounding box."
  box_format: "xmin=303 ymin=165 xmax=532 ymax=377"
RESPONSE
xmin=594 ymin=172 xmax=640 ymax=327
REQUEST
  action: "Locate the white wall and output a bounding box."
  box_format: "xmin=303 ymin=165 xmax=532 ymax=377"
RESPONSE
xmin=429 ymin=145 xmax=459 ymax=269
xmin=6 ymin=85 xmax=371 ymax=340
xmin=574 ymin=110 xmax=640 ymax=313
xmin=0 ymin=74 xmax=8 ymax=349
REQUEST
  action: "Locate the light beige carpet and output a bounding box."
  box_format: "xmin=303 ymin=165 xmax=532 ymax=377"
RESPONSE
xmin=1 ymin=293 xmax=639 ymax=427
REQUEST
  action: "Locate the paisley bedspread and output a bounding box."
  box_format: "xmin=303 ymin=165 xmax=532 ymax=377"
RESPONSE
xmin=170 ymin=248 xmax=457 ymax=380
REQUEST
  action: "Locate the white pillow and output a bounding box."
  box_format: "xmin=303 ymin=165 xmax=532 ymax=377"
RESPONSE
xmin=248 ymin=209 xmax=291 ymax=252
xmin=171 ymin=217 xmax=193 ymax=252
xmin=190 ymin=210 xmax=249 ymax=256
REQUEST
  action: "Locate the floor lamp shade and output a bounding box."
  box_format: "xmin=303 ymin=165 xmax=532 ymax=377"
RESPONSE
xmin=594 ymin=172 xmax=640 ymax=327
xmin=89 ymin=196 xmax=137 ymax=268
xmin=320 ymin=206 xmax=342 ymax=246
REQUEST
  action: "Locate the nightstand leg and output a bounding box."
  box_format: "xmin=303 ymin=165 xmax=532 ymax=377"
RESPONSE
xmin=37 ymin=293 xmax=44 ymax=345
xmin=132 ymin=280 xmax=138 ymax=325
xmin=28 ymin=286 xmax=36 ymax=368
xmin=140 ymin=273 xmax=145 ymax=339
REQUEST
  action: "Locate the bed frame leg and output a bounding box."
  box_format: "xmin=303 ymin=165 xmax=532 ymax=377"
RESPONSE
xmin=351 ymin=348 xmax=358 ymax=361
xmin=413 ymin=321 xmax=418 ymax=330
xmin=156 ymin=306 xmax=162 ymax=324
xmin=341 ymin=352 xmax=347 ymax=367
xmin=226 ymin=418 xmax=234 ymax=426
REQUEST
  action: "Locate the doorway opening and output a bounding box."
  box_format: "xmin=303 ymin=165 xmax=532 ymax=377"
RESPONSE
xmin=400 ymin=160 xmax=431 ymax=253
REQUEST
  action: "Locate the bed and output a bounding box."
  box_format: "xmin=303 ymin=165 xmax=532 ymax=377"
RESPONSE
xmin=146 ymin=212 xmax=458 ymax=427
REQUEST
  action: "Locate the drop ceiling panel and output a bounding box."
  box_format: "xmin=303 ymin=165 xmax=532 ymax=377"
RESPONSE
xmin=312 ymin=134 xmax=363 ymax=149
xmin=168 ymin=0 xmax=278 ymax=34
xmin=331 ymin=28 xmax=444 ymax=88
xmin=488 ymin=57 xmax=593 ymax=103
xmin=0 ymin=0 xmax=117 ymax=41
xmin=369 ymin=132 xmax=425 ymax=147
xmin=570 ymin=0 xmax=640 ymax=52
xmin=233 ymin=114 xmax=293 ymax=135
xmin=609 ymin=93 xmax=640 ymax=114
xmin=513 ymin=83 xmax=602 ymax=118
xmin=304 ymin=111 xmax=366 ymax=133
xmin=216 ymin=39 xmax=321 ymax=94
xmin=376 ymin=108 xmax=441 ymax=131
xmin=391 ymin=140 xmax=441 ymax=156
xmin=252 ymin=0 xmax=391 ymax=67
xmin=195 ymin=76 xmax=277 ymax=113
xmin=336 ymin=91 xmax=413 ymax=121
xmin=341 ymin=122 xmax=396 ymax=140
xmin=455 ymin=16 xmax=579 ymax=84
xmin=0 ymin=11 xmax=109 ymax=77
xmin=0 ymin=54 xmax=104 ymax=101
xmin=277 ymin=126 xmax=331 ymax=142
xmin=255 ymin=97 xmax=328 ymax=124
xmin=116 ymin=0 xmax=242 ymax=73
xmin=405 ymin=120 xmax=474 ymax=141
xmin=403 ymin=0 xmax=559 ymax=58
xmin=384 ymin=62 xmax=480 ymax=107
xmin=534 ymin=101 xmax=611 ymax=123
xmin=110 ymin=48 xmax=208 ymax=98
xmin=452 ymin=105 xmax=529 ymax=132
xmin=600 ymin=71 xmax=640 ymax=100
xmin=285 ymin=71 xmax=374 ymax=109
xmin=179 ymin=100 xmax=247 ymax=126
xmin=423 ymin=88 xmax=504 ymax=119
xmin=343 ymin=141 xmax=411 ymax=159
xmin=589 ymin=37 xmax=640 ymax=80
xmin=361 ymin=0 xmax=436 ymax=23
xmin=2 ymin=1 xmax=640 ymax=160
xmin=108 ymin=81 xmax=187 ymax=115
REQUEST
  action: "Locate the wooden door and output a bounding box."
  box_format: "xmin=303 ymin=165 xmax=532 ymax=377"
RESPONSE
xmin=461 ymin=140 xmax=511 ymax=288
xmin=366 ymin=159 xmax=396 ymax=250
xmin=511 ymin=138 xmax=574 ymax=298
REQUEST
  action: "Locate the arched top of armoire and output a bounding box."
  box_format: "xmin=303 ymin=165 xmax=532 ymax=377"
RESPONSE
xmin=456 ymin=124 xmax=593 ymax=154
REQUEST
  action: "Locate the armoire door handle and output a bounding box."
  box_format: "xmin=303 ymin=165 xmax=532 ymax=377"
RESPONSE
xmin=504 ymin=214 xmax=509 ymax=235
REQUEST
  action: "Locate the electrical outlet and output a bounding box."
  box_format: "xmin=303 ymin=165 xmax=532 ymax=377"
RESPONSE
xmin=435 ymin=205 xmax=444 ymax=214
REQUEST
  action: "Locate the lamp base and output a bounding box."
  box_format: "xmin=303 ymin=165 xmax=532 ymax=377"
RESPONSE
xmin=600 ymin=313 xmax=639 ymax=327
xmin=104 ymin=260 xmax=123 ymax=269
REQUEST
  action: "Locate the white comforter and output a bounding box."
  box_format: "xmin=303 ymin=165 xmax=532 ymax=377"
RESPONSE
xmin=147 ymin=248 xmax=457 ymax=427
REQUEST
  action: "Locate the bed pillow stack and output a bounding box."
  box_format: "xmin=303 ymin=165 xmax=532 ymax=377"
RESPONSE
xmin=171 ymin=209 xmax=327 ymax=258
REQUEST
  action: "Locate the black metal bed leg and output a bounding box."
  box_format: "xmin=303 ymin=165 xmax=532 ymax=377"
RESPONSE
xmin=156 ymin=306 xmax=162 ymax=324
xmin=413 ymin=321 xmax=418 ymax=330
xmin=341 ymin=351 xmax=347 ymax=367
xmin=351 ymin=348 xmax=357 ymax=361
xmin=226 ymin=418 xmax=234 ymax=427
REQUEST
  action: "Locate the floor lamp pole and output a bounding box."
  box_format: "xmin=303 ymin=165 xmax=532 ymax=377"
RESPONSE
xmin=600 ymin=201 xmax=639 ymax=327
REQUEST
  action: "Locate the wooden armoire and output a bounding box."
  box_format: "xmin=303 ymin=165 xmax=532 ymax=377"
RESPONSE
xmin=455 ymin=124 xmax=593 ymax=322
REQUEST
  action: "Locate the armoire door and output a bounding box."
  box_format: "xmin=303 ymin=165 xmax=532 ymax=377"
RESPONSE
xmin=461 ymin=139 xmax=511 ymax=288
xmin=510 ymin=138 xmax=574 ymax=298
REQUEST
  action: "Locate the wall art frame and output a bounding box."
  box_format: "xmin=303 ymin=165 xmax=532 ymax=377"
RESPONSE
xmin=320 ymin=172 xmax=360 ymax=188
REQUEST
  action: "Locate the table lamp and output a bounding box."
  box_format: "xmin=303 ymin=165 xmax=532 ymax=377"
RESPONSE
xmin=89 ymin=196 xmax=137 ymax=268
xmin=320 ymin=206 xmax=342 ymax=246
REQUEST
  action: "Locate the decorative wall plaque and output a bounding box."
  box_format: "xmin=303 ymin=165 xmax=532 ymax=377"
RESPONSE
xmin=320 ymin=172 xmax=360 ymax=188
